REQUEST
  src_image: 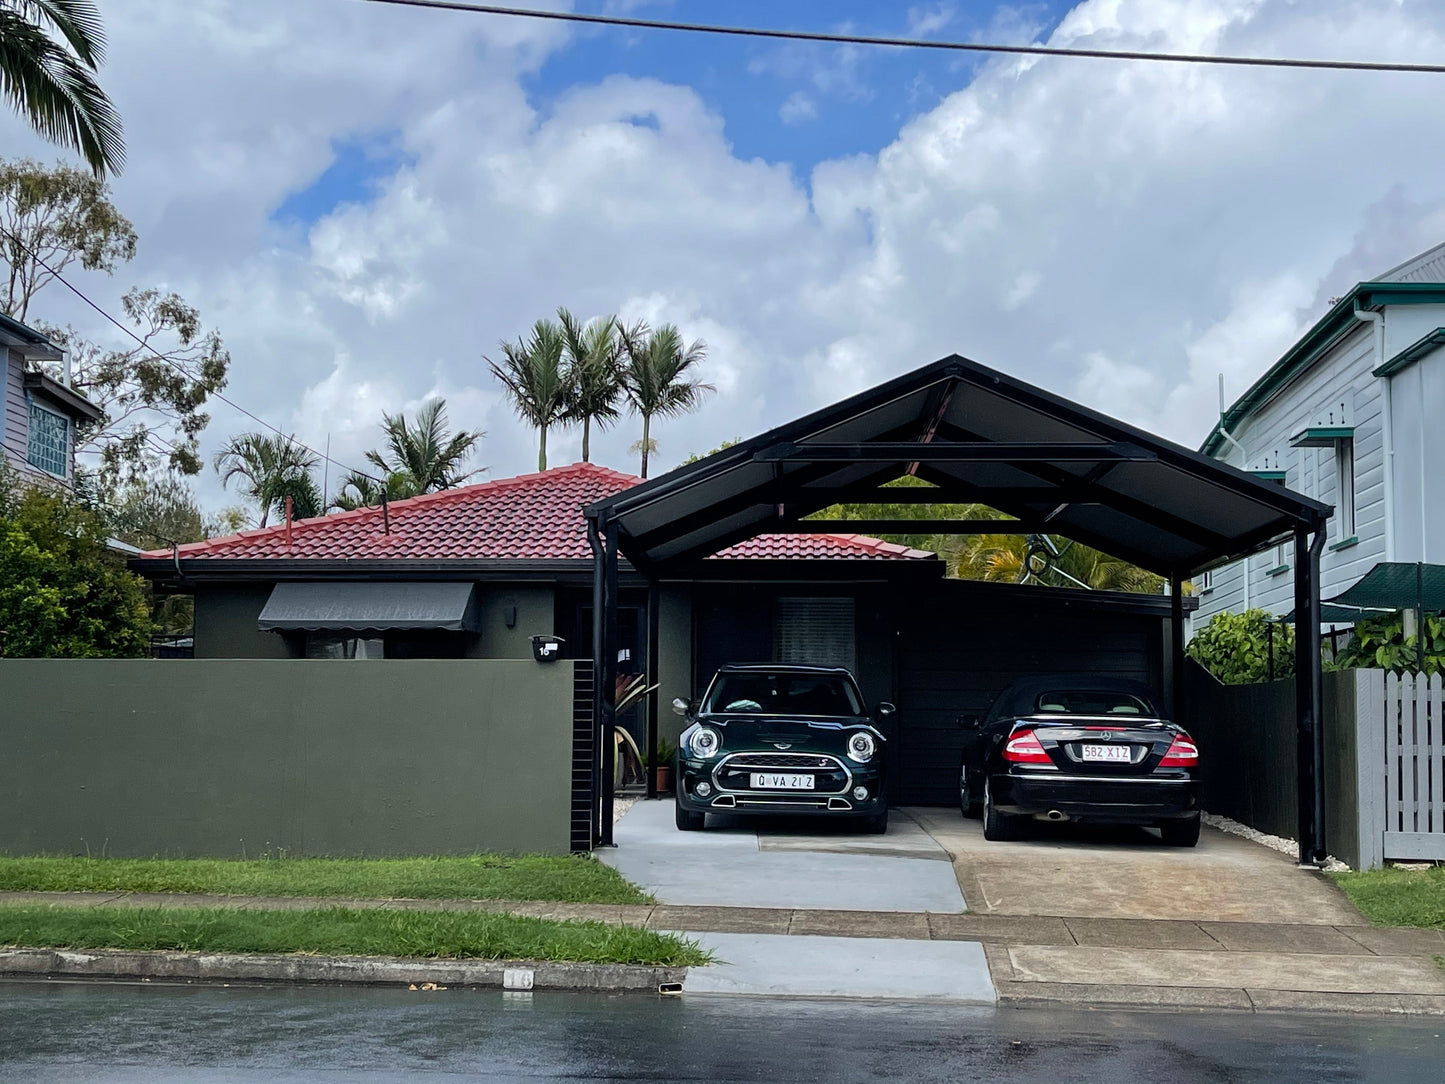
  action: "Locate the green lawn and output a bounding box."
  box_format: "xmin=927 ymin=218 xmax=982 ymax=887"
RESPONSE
xmin=0 ymin=854 xmax=649 ymax=905
xmin=1331 ymin=867 xmax=1445 ymax=929
xmin=0 ymin=905 xmax=706 ymax=966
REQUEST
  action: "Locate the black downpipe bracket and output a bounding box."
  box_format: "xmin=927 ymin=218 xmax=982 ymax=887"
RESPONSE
xmin=646 ymin=578 xmax=661 ymax=801
xmin=587 ymin=518 xmax=605 ymax=849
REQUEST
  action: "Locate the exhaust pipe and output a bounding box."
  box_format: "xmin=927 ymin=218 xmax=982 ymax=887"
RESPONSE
xmin=1046 ymin=809 xmax=1068 ymax=821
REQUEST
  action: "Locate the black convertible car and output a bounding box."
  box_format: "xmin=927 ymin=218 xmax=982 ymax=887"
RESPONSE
xmin=673 ymin=664 xmax=893 ymax=833
xmin=958 ymin=675 xmax=1202 ymax=846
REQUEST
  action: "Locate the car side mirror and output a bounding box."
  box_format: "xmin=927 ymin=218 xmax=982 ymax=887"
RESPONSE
xmin=956 ymin=714 xmax=981 ymax=730
xmin=877 ymin=702 xmax=896 ymax=718
xmin=671 ymin=697 xmax=693 ymax=718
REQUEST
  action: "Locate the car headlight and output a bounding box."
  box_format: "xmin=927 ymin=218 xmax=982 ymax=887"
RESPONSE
xmin=847 ymin=731 xmax=876 ymax=763
xmin=689 ymin=726 xmax=721 ymax=758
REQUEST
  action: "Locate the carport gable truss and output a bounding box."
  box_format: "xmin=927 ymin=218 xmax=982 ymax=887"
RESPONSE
xmin=582 ymin=356 xmax=1335 ymax=863
xmin=590 ymin=357 xmax=1330 ymax=578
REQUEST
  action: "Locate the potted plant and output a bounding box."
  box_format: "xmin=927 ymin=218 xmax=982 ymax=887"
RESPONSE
xmin=645 ymin=737 xmax=677 ymax=795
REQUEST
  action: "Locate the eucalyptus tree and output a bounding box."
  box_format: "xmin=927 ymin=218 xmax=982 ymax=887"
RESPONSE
xmin=0 ymin=0 xmax=125 ymax=175
xmin=363 ymin=398 xmax=483 ymax=494
xmin=488 ymin=318 xmax=569 ymax=472
xmin=213 ymin=433 xmax=322 ymax=528
xmin=558 ymin=308 xmax=624 ymax=463
xmin=619 ymin=321 xmax=713 ymax=479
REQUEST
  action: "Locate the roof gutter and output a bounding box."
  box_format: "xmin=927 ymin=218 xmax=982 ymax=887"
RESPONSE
xmin=1353 ymin=303 xmax=1393 ymax=562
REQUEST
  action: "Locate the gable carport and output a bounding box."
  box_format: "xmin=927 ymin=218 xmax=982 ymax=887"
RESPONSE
xmin=585 ymin=356 xmax=1332 ymax=862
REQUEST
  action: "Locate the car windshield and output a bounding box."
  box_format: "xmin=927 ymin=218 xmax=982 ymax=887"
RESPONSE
xmin=1034 ymin=690 xmax=1155 ymax=716
xmin=703 ymin=672 xmax=864 ymax=716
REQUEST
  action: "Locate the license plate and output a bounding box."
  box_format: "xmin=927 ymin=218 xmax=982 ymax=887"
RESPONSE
xmin=750 ymin=772 xmax=814 ymax=790
xmin=1080 ymin=744 xmax=1131 ymax=763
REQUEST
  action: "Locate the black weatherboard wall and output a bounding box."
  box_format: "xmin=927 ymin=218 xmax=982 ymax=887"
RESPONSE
xmin=895 ymin=579 xmax=1168 ymax=805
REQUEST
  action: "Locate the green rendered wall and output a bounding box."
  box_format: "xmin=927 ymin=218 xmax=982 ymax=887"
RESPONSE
xmin=0 ymin=659 xmax=576 ymax=856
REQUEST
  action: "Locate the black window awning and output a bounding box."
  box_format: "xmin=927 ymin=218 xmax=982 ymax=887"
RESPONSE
xmin=257 ymin=582 xmax=480 ymax=632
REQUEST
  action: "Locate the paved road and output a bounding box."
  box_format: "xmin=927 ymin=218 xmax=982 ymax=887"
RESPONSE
xmin=3 ymin=980 xmax=1443 ymax=1082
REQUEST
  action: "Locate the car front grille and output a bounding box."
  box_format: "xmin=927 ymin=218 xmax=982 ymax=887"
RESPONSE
xmin=727 ymin=753 xmax=834 ymax=769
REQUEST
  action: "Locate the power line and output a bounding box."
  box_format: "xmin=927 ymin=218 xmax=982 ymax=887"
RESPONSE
xmin=1 ymin=226 xmax=384 ymax=487
xmin=354 ymin=0 xmax=1445 ymax=75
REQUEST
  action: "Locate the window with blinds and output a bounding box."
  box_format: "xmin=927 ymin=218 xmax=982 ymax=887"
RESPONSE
xmin=773 ymin=597 xmax=856 ymax=671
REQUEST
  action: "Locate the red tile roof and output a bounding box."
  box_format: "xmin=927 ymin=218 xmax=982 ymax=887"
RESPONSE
xmin=149 ymin=463 xmax=935 ymax=563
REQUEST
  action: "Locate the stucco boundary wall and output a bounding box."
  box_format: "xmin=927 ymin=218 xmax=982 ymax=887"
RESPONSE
xmin=1182 ymin=661 xmax=1374 ymax=869
xmin=0 ymin=660 xmax=577 ymax=857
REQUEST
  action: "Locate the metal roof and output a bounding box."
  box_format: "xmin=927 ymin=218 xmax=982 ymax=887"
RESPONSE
xmin=588 ymin=356 xmax=1331 ymax=577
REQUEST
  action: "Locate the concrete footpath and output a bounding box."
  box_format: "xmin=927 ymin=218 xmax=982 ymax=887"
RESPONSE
xmin=3 ymin=888 xmax=1444 ymax=1012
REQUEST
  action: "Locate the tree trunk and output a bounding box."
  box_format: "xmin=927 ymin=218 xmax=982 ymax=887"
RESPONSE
xmin=640 ymin=414 xmax=651 ymax=479
xmin=539 ymin=426 xmax=548 ymax=472
xmin=582 ymin=417 xmax=591 ymax=462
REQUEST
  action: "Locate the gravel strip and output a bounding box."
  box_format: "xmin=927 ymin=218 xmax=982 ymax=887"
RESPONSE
xmin=1202 ymin=812 xmax=1350 ymax=871
xmin=612 ymin=797 xmax=639 ymax=824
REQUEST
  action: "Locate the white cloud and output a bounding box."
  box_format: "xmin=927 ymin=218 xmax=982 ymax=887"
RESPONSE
xmin=7 ymin=0 xmax=1445 ymax=516
xmin=779 ymin=91 xmax=818 ymax=125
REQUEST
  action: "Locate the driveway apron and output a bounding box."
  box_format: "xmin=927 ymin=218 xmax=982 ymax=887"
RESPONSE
xmin=600 ymin=802 xmax=967 ymax=913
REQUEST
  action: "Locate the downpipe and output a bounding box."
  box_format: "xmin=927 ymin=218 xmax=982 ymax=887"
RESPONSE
xmin=1309 ymin=527 xmax=1328 ymax=866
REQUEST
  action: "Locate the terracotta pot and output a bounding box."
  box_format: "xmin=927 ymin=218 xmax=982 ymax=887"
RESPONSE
xmin=653 ymin=766 xmax=673 ymax=794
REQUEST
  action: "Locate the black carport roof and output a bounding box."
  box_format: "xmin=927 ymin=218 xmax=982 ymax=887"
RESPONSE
xmin=587 ymin=356 xmax=1331 ymax=577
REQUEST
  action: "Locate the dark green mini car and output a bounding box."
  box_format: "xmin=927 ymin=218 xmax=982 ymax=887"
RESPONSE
xmin=673 ymin=664 xmax=894 ymax=834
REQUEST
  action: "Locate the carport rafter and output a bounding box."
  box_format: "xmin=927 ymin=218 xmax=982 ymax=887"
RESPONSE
xmin=755 ymin=441 xmax=1159 ymax=463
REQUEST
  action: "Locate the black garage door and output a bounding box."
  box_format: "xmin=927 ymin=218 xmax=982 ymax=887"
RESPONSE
xmin=894 ymin=581 xmax=1166 ymax=805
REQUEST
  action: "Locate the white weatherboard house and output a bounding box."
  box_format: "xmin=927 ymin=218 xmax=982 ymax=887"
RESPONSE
xmin=1194 ymin=242 xmax=1445 ymax=625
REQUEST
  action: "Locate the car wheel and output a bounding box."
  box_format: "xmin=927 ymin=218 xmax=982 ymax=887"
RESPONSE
xmin=959 ymin=767 xmax=982 ymax=819
xmin=981 ymin=780 xmax=1017 ymax=842
xmin=1159 ymin=814 xmax=1201 ymax=847
xmin=675 ymin=803 xmax=705 ymax=832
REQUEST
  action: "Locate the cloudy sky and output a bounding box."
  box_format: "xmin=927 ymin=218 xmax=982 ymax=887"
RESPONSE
xmin=7 ymin=0 xmax=1445 ymax=516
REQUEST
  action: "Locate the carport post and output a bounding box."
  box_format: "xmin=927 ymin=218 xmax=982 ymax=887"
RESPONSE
xmin=1293 ymin=525 xmax=1327 ymax=866
xmin=1170 ymin=576 xmax=1185 ymax=723
xmin=646 ymin=578 xmax=661 ymax=801
xmin=600 ymin=518 xmax=621 ymax=847
xmin=587 ymin=517 xmax=605 ymax=848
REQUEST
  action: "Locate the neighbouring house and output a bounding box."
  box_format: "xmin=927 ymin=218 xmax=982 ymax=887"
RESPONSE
xmin=129 ymin=460 xmax=1188 ymax=805
xmin=1 ymin=312 xmax=102 ymax=485
xmin=1195 ymin=241 xmax=1445 ymax=625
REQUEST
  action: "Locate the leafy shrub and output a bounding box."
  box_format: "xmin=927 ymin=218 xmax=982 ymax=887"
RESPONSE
xmin=1186 ymin=609 xmax=1295 ymax=685
xmin=1332 ymin=614 xmax=1444 ymax=676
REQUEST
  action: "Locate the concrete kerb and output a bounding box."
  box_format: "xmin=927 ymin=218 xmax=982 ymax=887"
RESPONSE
xmin=0 ymin=947 xmax=685 ymax=993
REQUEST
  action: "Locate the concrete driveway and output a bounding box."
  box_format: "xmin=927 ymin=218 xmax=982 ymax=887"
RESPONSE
xmin=908 ymin=808 xmax=1362 ymax=925
xmin=601 ymin=801 xmax=966 ymax=913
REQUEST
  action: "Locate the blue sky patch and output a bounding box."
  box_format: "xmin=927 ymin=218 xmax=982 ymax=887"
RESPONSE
xmin=528 ymin=1 xmax=1071 ymax=174
xmin=273 ymin=134 xmax=413 ymax=225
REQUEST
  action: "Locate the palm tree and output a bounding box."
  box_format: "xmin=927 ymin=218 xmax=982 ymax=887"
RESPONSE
xmin=0 ymin=0 xmax=125 ymax=175
xmin=558 ymin=308 xmax=623 ymax=463
xmin=950 ymin=532 xmax=1164 ymax=593
xmin=329 ymin=469 xmax=417 ymax=512
xmin=363 ymin=398 xmax=483 ymax=494
xmin=213 ymin=433 xmax=322 ymax=528
xmin=619 ymin=321 xmax=714 ymax=479
xmin=488 ymin=319 xmax=569 ymax=471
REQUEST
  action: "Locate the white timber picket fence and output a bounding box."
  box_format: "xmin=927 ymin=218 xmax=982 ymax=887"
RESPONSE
xmin=1380 ymin=671 xmax=1445 ymax=861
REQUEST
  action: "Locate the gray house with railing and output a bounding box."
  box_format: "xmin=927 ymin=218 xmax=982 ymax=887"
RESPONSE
xmin=1 ymin=313 xmax=101 ymax=484
xmin=1194 ymin=242 xmax=1445 ymax=624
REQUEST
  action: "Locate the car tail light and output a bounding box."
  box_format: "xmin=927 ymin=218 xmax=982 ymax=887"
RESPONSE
xmin=1159 ymin=735 xmax=1199 ymax=767
xmin=1003 ymin=728 xmax=1053 ymax=765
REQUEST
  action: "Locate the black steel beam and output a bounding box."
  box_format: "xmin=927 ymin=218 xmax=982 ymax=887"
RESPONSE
xmin=600 ymin=519 xmax=620 ymax=848
xmin=646 ymin=578 xmax=661 ymax=802
xmin=755 ymin=441 xmax=1158 ymax=463
xmin=1293 ymin=526 xmax=1319 ymax=867
xmin=1170 ymin=577 xmax=1185 ymax=723
xmin=587 ymin=519 xmax=605 ymax=851
xmin=782 ymin=519 xmax=1048 ymax=535
xmin=790 ymin=486 xmax=1104 ymax=506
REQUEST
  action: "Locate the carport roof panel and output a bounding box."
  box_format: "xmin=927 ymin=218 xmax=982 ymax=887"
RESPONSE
xmin=589 ymin=356 xmax=1331 ymax=575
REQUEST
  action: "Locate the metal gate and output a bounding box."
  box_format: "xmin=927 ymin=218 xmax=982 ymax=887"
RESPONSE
xmin=1383 ymin=672 xmax=1445 ymax=860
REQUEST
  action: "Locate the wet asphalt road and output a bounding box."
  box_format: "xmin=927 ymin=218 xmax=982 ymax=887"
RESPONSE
xmin=1 ymin=980 xmax=1443 ymax=1083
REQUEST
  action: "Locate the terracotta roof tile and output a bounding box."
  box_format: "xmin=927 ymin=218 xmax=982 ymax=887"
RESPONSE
xmin=147 ymin=463 xmax=935 ymax=563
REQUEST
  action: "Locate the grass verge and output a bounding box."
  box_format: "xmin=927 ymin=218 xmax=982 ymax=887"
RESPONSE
xmin=1330 ymin=867 xmax=1445 ymax=929
xmin=0 ymin=905 xmax=707 ymax=967
xmin=0 ymin=855 xmax=650 ymax=905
